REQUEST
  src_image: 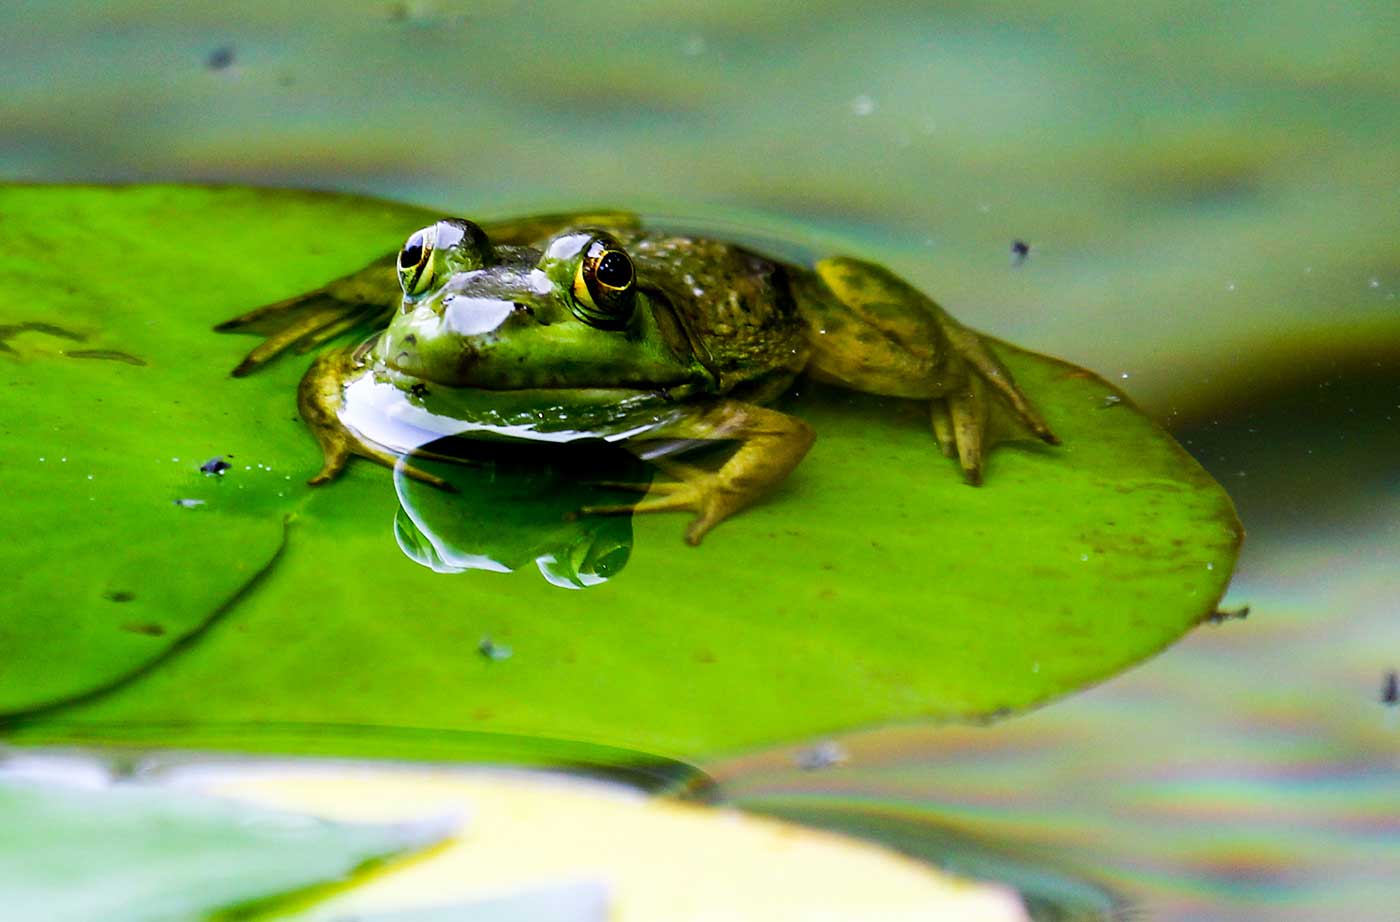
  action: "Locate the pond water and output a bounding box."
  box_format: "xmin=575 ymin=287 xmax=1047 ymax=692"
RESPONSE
xmin=2 ymin=2 xmax=1396 ymax=919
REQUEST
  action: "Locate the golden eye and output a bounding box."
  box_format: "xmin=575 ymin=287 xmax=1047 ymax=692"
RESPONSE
xmin=397 ymin=226 xmax=435 ymax=297
xmin=571 ymin=237 xmax=635 ymax=328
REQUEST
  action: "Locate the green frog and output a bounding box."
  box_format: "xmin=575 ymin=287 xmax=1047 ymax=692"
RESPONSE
xmin=218 ymin=211 xmax=1057 ymax=544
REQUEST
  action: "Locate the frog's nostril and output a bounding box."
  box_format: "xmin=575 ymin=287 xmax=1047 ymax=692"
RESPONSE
xmin=515 ymin=302 xmax=550 ymax=326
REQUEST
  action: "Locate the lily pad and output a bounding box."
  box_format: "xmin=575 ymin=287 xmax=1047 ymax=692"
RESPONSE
xmin=0 ymin=185 xmax=1241 ymax=761
xmin=0 ymin=775 xmax=452 ymax=922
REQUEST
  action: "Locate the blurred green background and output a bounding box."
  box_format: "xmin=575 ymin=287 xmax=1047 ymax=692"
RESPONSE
xmin=4 ymin=0 xmax=1396 ymax=414
xmin=2 ymin=1 xmax=1396 ymax=919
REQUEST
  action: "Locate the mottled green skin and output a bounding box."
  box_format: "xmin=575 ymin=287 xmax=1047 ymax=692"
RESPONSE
xmin=220 ymin=212 xmax=1057 ymax=543
xmin=623 ymin=231 xmax=810 ymax=397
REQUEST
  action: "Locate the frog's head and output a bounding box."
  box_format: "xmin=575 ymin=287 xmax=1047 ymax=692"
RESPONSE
xmin=372 ymin=219 xmax=707 ymax=393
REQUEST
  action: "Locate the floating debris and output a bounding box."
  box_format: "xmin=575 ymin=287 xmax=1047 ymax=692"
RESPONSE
xmin=200 ymin=457 xmax=232 ymax=476
xmin=478 ymin=637 xmax=512 ymax=662
xmin=1203 ymin=605 xmax=1251 ymax=625
xmin=795 ymin=740 xmax=848 ymax=771
xmin=1101 ymin=394 xmax=1123 ymax=409
xmin=1011 ymin=239 xmax=1031 ymax=267
xmin=172 ymin=498 xmax=206 ymax=509
xmin=1382 ymin=670 xmax=1398 ymax=706
xmin=205 ymin=45 xmax=235 ymax=71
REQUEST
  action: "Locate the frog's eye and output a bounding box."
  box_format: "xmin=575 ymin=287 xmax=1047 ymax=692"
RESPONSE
xmin=398 ymin=219 xmax=493 ymax=302
xmin=398 ymin=226 xmax=435 ymax=297
xmin=571 ymin=237 xmax=635 ymax=329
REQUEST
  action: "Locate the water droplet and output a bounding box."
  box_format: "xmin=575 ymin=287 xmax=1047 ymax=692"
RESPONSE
xmin=479 ymin=637 xmax=512 ymax=661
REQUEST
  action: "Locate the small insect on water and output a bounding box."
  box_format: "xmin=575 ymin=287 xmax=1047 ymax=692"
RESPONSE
xmin=1011 ymin=239 xmax=1031 ymax=267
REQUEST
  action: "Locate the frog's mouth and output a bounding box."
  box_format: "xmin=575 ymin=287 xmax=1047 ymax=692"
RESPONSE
xmin=374 ymin=289 xmax=714 ymax=393
xmin=372 ymin=330 xmax=702 ymax=394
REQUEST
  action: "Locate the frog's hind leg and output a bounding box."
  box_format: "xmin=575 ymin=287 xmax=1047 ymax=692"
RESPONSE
xmin=801 ymin=256 xmax=1056 ymax=485
xmin=296 ymin=351 xmax=450 ymax=490
xmin=216 ymin=254 xmax=400 ymax=377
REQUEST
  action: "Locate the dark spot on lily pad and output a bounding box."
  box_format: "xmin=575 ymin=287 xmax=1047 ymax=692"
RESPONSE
xmin=121 ymin=622 xmax=166 ymax=637
xmin=104 ymin=590 xmax=136 ymax=603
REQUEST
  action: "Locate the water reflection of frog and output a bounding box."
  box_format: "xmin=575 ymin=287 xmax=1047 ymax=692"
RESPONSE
xmin=220 ymin=212 xmax=1057 ymax=544
xmin=392 ymin=439 xmax=646 ymax=590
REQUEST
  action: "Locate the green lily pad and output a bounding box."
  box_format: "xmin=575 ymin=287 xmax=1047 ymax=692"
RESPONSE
xmin=0 ymin=775 xmax=452 ymax=922
xmin=0 ymin=185 xmax=433 ymax=716
xmin=0 ymin=184 xmax=1241 ymax=761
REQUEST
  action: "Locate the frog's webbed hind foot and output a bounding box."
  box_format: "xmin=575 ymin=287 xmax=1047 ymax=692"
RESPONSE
xmin=296 ymin=350 xmax=451 ymax=491
xmin=216 ymin=254 xmax=400 ymax=377
xmin=804 ymin=256 xmax=1058 ymax=484
xmin=940 ymin=319 xmax=1059 ymax=447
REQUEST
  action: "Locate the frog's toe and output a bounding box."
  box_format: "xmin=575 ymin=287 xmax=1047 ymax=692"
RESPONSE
xmin=929 ymin=401 xmax=958 ymax=458
xmin=584 ymin=479 xmax=658 ymax=494
xmin=580 ymin=476 xmax=737 ymax=546
xmin=393 ymin=458 xmax=455 ymax=492
xmin=946 ymin=377 xmax=989 ymax=486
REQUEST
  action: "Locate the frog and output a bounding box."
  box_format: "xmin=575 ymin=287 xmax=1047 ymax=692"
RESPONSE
xmin=218 ymin=211 xmax=1057 ymax=545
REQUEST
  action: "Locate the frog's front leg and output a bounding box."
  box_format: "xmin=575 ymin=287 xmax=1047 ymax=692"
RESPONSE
xmin=217 ymin=254 xmax=401 ymax=377
xmin=798 ymin=257 xmax=1057 ymax=484
xmin=584 ymin=401 xmax=815 ymax=546
xmin=297 ymin=349 xmax=450 ymax=489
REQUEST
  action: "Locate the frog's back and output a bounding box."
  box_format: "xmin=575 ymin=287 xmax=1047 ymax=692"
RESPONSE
xmin=615 ymin=229 xmax=810 ymax=394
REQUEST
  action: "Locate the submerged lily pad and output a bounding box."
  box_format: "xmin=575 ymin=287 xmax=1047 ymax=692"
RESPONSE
xmin=0 ymin=774 xmax=451 ymax=922
xmin=0 ymin=185 xmax=1240 ymax=760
